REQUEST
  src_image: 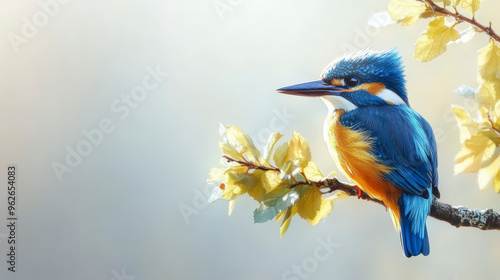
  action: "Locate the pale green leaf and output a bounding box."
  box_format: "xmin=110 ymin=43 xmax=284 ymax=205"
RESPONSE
xmin=253 ymin=185 xmax=308 ymax=223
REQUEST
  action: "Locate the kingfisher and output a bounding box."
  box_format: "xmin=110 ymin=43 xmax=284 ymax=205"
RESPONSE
xmin=277 ymin=49 xmax=439 ymax=257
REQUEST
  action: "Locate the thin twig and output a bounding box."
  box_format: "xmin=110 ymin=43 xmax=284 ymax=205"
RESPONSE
xmin=419 ymin=0 xmax=500 ymax=42
xmin=222 ymin=155 xmax=280 ymax=172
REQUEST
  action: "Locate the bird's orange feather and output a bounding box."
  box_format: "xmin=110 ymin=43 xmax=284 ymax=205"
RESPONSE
xmin=324 ymin=110 xmax=403 ymax=229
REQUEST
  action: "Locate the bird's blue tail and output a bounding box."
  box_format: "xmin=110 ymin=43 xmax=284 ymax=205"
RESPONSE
xmin=398 ymin=194 xmax=431 ymax=258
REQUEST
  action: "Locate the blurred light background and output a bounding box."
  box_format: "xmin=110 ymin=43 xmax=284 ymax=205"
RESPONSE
xmin=0 ymin=0 xmax=499 ymax=279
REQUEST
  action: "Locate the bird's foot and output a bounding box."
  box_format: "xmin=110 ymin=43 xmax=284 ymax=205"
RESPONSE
xmin=356 ymin=186 xmax=362 ymax=199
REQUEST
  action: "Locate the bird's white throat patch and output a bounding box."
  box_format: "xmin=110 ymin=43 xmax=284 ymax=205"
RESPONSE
xmin=321 ymin=95 xmax=358 ymax=112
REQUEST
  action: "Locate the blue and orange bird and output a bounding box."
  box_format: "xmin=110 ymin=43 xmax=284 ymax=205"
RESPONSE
xmin=277 ymin=49 xmax=440 ymax=257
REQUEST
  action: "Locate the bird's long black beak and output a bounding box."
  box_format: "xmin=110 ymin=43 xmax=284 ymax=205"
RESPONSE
xmin=277 ymin=80 xmax=343 ymax=97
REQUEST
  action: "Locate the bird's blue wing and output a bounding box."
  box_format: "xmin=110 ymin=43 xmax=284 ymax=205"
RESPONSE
xmin=418 ymin=115 xmax=440 ymax=198
xmin=341 ymin=106 xmax=437 ymax=198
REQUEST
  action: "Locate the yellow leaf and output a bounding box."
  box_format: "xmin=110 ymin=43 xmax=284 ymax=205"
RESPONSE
xmin=478 ymin=40 xmax=500 ymax=81
xmin=228 ymin=199 xmax=236 ymax=215
xmin=308 ymin=191 xmax=349 ymax=226
xmin=452 ymin=0 xmax=461 ymax=6
xmin=477 ymin=80 xmax=500 ymax=108
xmin=280 ymin=160 xmax=300 ymax=179
xmin=329 ymin=191 xmax=350 ymax=200
xmin=207 ymin=167 xmax=225 ymax=183
xmin=495 ymin=100 xmax=500 ymax=117
xmin=219 ymin=142 xmax=244 ymax=161
xmin=478 ymin=151 xmax=500 ymax=190
xmin=273 ymin=142 xmax=289 ymax=169
xmin=246 ymin=170 xmax=267 ymax=202
xmin=322 ymin=170 xmax=337 ymax=180
xmin=251 ymin=169 xmax=291 ymax=202
xmin=460 ymin=0 xmax=483 ymax=13
xmin=261 ymin=170 xmax=283 ymax=193
xmin=224 ymin=124 xmax=262 ymax=164
xmin=280 ymin=206 xmax=298 ymax=238
xmin=485 ymin=130 xmax=500 ymax=146
xmin=494 ymin=170 xmax=500 ymax=193
xmin=414 ymin=17 xmax=460 ymax=62
xmin=222 ymin=166 xmax=251 ymax=200
xmin=455 ymin=132 xmax=497 ymax=174
xmin=297 ymin=185 xmax=322 ymax=223
xmin=388 ymin=0 xmax=428 ymax=25
xmin=434 ymin=0 xmax=452 ymax=6
xmin=263 ymin=132 xmax=283 ymax=162
xmin=276 ymin=209 xmax=285 ymax=223
xmin=452 ymin=105 xmax=470 ymax=123
xmin=419 ymin=10 xmax=438 ymax=19
xmin=453 ymin=105 xmax=482 ymax=143
xmin=273 ymin=132 xmax=311 ymax=172
xmin=303 ymin=161 xmax=324 ymax=181
xmin=247 ymin=184 xmax=265 ymax=202
xmin=479 ymin=106 xmax=494 ymax=131
xmin=288 ymin=132 xmax=312 ymax=168
xmin=495 ymin=101 xmax=500 ymax=129
xmin=224 ymin=168 xmax=278 ymax=203
xmin=424 ymin=17 xmax=453 ymax=40
xmin=308 ymin=197 xmax=334 ymax=226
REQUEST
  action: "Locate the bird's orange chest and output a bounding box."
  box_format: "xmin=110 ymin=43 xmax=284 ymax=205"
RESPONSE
xmin=323 ymin=110 xmax=397 ymax=202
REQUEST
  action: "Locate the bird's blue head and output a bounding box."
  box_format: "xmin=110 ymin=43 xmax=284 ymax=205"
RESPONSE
xmin=278 ymin=49 xmax=409 ymax=111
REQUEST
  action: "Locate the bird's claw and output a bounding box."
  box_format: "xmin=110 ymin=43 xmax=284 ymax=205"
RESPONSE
xmin=356 ymin=186 xmax=362 ymax=199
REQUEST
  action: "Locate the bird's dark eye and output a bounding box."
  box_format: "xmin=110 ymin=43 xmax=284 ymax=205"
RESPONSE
xmin=345 ymin=76 xmax=360 ymax=87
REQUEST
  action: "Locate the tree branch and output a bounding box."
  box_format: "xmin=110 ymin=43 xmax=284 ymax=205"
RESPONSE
xmin=320 ymin=178 xmax=500 ymax=231
xmin=223 ymin=156 xmax=500 ymax=231
xmin=419 ymin=0 xmax=500 ymax=43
